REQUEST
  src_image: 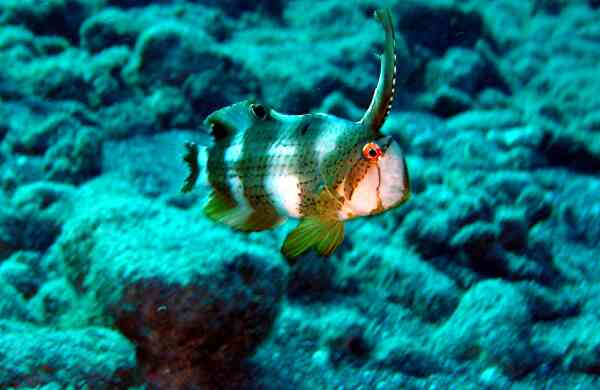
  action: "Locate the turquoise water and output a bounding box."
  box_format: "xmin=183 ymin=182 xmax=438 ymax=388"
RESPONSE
xmin=0 ymin=0 xmax=599 ymax=389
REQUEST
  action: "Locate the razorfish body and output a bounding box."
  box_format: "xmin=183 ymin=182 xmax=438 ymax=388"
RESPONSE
xmin=181 ymin=9 xmax=410 ymax=262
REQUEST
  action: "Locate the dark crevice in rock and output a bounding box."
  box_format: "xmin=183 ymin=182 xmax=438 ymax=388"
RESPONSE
xmin=106 ymin=0 xmax=172 ymax=8
xmin=2 ymin=0 xmax=92 ymax=45
xmin=397 ymin=5 xmax=486 ymax=57
xmin=540 ymin=133 xmax=600 ymax=174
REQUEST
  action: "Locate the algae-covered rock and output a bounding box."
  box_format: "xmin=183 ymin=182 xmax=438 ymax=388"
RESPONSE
xmin=533 ymin=312 xmax=600 ymax=375
xmin=465 ymin=0 xmax=535 ymax=49
xmin=10 ymin=114 xmax=81 ymax=156
xmin=0 ymin=182 xmax=75 ymax=259
xmin=0 ymin=257 xmax=40 ymax=299
xmin=122 ymin=20 xmax=258 ymax=118
xmin=0 ymin=282 xmax=31 ymax=322
xmin=107 ymin=0 xmax=283 ymax=17
xmin=80 ymin=8 xmax=145 ymax=53
xmin=425 ymin=86 xmax=474 ymax=118
xmin=52 ymin=178 xmax=287 ymax=386
xmin=519 ymin=281 xmax=580 ymax=322
xmin=2 ymin=49 xmax=91 ymax=101
xmin=396 ymin=3 xmax=486 ymax=57
xmin=227 ymin=2 xmax=408 ymax=114
xmin=0 ymin=190 xmax=60 ymax=257
xmin=423 ymin=47 xmax=509 ymax=117
xmin=85 ymin=46 xmax=132 ymax=107
xmin=206 ymin=0 xmax=285 ymax=17
xmin=43 ymin=126 xmax=102 ymax=185
xmin=96 ymin=99 xmax=158 ymax=139
xmin=495 ymin=208 xmax=529 ymax=252
xmin=378 ymin=251 xmax=460 ymax=323
xmin=0 ymin=323 xmax=137 ymax=388
xmin=28 ymin=278 xmax=79 ymax=325
xmin=403 ymin=187 xmax=493 ymax=259
xmin=539 ymin=127 xmax=600 ymax=173
xmin=450 ymin=221 xmax=499 ymax=260
xmin=101 ymin=130 xmax=208 ymax=199
xmin=0 ymin=0 xmax=102 ymax=43
xmin=182 ymin=60 xmax=260 ymax=119
xmin=11 ymin=181 xmax=76 ymax=221
xmin=0 ymin=24 xmax=35 ymax=47
xmin=0 ymin=98 xmax=105 ymax=188
xmin=122 ymin=22 xmax=218 ymax=86
xmin=1 ymin=44 xmax=126 ymax=107
xmin=82 ymin=5 xmax=235 ymax=53
xmin=0 ymin=205 xmax=24 ymax=258
xmin=287 ymin=254 xmax=337 ymax=300
xmin=146 ymin=86 xmax=195 ymax=129
xmin=434 ymin=279 xmax=539 ymax=377
xmin=446 ymin=109 xmax=523 ymax=131
xmin=425 ymin=48 xmax=488 ymax=94
xmin=0 ymin=204 xmax=59 ymax=257
xmin=0 ymin=0 xmax=599 ymax=388
xmin=320 ymin=310 xmax=372 ymax=367
xmin=374 ymin=335 xmax=447 ymax=377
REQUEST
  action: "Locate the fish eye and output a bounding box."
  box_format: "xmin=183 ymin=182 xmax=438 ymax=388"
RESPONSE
xmin=250 ymin=103 xmax=269 ymax=120
xmin=362 ymin=142 xmax=382 ymax=161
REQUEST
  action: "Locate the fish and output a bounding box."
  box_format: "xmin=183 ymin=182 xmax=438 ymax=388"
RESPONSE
xmin=181 ymin=8 xmax=410 ymax=262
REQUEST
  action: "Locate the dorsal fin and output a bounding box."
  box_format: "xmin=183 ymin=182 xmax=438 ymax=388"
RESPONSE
xmin=181 ymin=141 xmax=199 ymax=193
xmin=359 ymin=8 xmax=396 ymax=135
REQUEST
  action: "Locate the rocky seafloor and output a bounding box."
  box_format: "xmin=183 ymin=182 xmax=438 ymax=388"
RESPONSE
xmin=1 ymin=0 xmax=599 ymax=389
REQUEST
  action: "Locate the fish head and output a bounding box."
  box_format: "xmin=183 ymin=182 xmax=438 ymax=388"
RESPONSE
xmin=326 ymin=130 xmax=410 ymax=219
xmin=318 ymin=6 xmax=406 ymax=219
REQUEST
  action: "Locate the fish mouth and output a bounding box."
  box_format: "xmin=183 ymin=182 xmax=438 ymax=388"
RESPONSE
xmin=378 ymin=146 xmax=410 ymax=210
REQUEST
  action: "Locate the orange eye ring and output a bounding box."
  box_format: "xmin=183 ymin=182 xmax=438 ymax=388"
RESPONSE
xmin=362 ymin=142 xmax=382 ymax=160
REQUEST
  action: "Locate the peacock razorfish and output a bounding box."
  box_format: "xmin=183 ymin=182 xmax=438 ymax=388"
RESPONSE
xmin=181 ymin=8 xmax=410 ymax=262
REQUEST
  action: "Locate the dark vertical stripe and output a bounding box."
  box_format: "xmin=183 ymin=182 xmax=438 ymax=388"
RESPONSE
xmin=236 ymin=112 xmax=279 ymax=217
xmin=207 ymin=136 xmax=235 ymax=206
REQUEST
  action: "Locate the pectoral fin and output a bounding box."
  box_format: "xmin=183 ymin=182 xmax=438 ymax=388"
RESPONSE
xmin=281 ymin=216 xmax=345 ymax=263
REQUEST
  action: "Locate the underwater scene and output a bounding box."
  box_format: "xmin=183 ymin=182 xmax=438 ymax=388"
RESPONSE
xmin=1 ymin=0 xmax=600 ymax=389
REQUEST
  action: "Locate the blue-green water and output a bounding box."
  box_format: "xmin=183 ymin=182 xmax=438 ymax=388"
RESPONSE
xmin=0 ymin=0 xmax=599 ymax=389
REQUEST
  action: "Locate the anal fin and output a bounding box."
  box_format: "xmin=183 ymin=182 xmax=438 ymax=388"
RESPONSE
xmin=281 ymin=216 xmax=345 ymax=263
xmin=204 ymin=191 xmax=282 ymax=232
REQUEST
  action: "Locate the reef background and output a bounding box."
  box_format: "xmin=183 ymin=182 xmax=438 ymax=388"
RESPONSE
xmin=1 ymin=0 xmax=600 ymax=389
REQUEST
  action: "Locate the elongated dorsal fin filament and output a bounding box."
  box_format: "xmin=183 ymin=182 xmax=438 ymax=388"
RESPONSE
xmin=359 ymin=8 xmax=396 ymax=135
